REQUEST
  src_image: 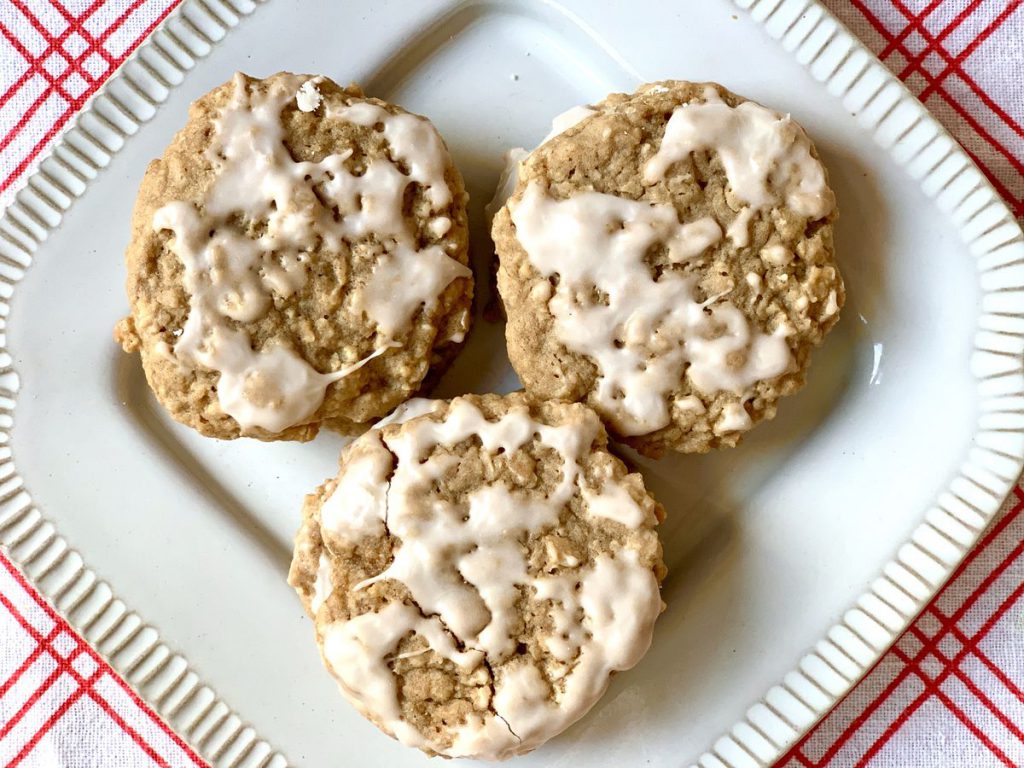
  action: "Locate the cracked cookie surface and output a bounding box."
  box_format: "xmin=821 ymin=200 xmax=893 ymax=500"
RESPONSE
xmin=116 ymin=72 xmax=472 ymax=441
xmin=492 ymin=80 xmax=844 ymax=456
xmin=288 ymin=392 xmax=666 ymax=759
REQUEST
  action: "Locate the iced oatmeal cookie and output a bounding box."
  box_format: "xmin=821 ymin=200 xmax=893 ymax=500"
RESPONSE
xmin=115 ymin=72 xmax=472 ymax=440
xmin=492 ymin=81 xmax=843 ymax=456
xmin=288 ymin=392 xmax=666 ymax=759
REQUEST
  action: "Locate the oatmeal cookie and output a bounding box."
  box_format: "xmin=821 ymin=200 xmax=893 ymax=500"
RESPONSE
xmin=116 ymin=72 xmax=473 ymax=440
xmin=288 ymin=393 xmax=666 ymax=759
xmin=493 ymin=81 xmax=843 ymax=455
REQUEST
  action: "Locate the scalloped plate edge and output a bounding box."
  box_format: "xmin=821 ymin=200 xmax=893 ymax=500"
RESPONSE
xmin=0 ymin=1 xmax=1022 ymax=767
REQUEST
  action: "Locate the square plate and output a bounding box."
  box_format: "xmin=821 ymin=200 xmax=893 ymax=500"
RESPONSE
xmin=2 ymin=0 xmax=1023 ymax=765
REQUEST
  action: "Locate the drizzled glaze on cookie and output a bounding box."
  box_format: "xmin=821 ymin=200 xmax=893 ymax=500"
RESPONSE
xmin=151 ymin=74 xmax=470 ymax=433
xmin=300 ymin=395 xmax=664 ymax=759
xmin=499 ymin=82 xmax=840 ymax=444
xmin=509 ymin=183 xmax=793 ymax=437
xmin=644 ymin=85 xmax=835 ymax=245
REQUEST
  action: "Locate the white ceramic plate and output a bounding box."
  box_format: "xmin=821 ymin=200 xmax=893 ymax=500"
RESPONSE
xmin=3 ymin=0 xmax=1024 ymax=766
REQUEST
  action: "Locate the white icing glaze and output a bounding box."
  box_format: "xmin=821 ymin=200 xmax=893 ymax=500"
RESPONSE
xmin=311 ymin=552 xmax=333 ymax=614
xmin=485 ymin=147 xmax=529 ymax=223
xmin=295 ymin=79 xmax=322 ymax=112
xmin=352 ymin=242 xmax=470 ymax=339
xmin=509 ymin=181 xmax=792 ymax=435
xmin=320 ymin=602 xmax=484 ymax=749
xmin=210 ymin=339 xmax=396 ymax=434
xmin=726 ymin=205 xmax=756 ymax=247
xmin=372 ymin=397 xmax=444 ymax=430
xmin=320 ymin=432 xmax=393 ymax=543
xmin=485 ymin=104 xmax=596 ymax=221
xmin=581 ymin=478 xmax=646 ymax=528
xmin=761 ymin=242 xmax=794 ymax=266
xmin=824 ymin=289 xmax=840 ymax=317
xmin=427 ymin=216 xmax=451 ymax=237
xmin=485 ymin=550 xmax=662 ymax=756
xmin=673 ymin=395 xmax=706 ymax=415
xmin=532 ymin=573 xmax=587 ymax=661
xmin=316 ymin=398 xmax=661 ymax=758
xmin=334 ymin=101 xmax=452 ymax=208
xmin=644 ymin=87 xmax=834 ymax=221
xmin=540 ymin=104 xmax=597 ymax=144
xmin=684 ymin=303 xmax=792 ymax=397
xmin=355 ymin=400 xmax=591 ymax=655
xmin=152 ymin=74 xmax=469 ymax=433
xmin=715 ymin=402 xmax=753 ymax=434
xmin=486 ymin=87 xmax=824 ymax=438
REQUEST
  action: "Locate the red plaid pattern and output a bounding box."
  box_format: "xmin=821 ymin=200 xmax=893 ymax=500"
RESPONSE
xmin=823 ymin=0 xmax=1024 ymax=216
xmin=0 ymin=0 xmax=181 ymax=205
xmin=778 ymin=491 xmax=1024 ymax=766
xmin=0 ymin=555 xmax=206 ymax=766
xmin=775 ymin=2 xmax=1024 ymax=765
xmin=0 ymin=1 xmax=1022 ymax=766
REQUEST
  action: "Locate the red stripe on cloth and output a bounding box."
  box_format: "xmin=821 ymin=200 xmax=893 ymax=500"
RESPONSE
xmin=850 ymin=679 xmax=934 ymax=768
xmin=0 ymin=589 xmax=67 ymax=742
xmin=798 ymin=648 xmax=926 ymax=766
xmin=950 ymin=69 xmax=1024 ymax=143
xmin=42 ymin=0 xmax=117 ymax=66
xmin=854 ymin=593 xmax=1024 ymax=768
xmin=913 ymin=621 xmax=1024 ymax=745
xmin=0 ymin=554 xmax=208 ymax=766
xmin=1 ymin=575 xmax=176 ymax=768
xmin=86 ymin=679 xmax=174 ymax=768
xmin=0 ymin=23 xmax=53 ymax=114
xmin=918 ymin=0 xmax=1024 ymax=102
xmin=0 ymin=0 xmax=182 ymax=194
xmin=872 ymin=644 xmax=1017 ymax=768
xmin=877 ymin=0 xmax=945 ymax=60
xmin=931 ymin=687 xmax=1018 ymax=768
xmin=0 ymin=661 xmax=63 ymax=743
xmin=848 ymin=0 xmax=1024 ymax=205
xmin=0 ymin=102 xmax=75 ymax=197
xmin=887 ymin=0 xmax=1024 ymax=140
xmin=0 ymin=43 xmax=76 ymax=158
xmin=6 ymin=664 xmax=102 ymax=768
xmin=1 ymin=634 xmax=175 ymax=768
xmin=94 ymin=666 xmax=201 ymax=765
xmin=98 ymin=0 xmax=156 ymax=50
xmin=945 ymin=620 xmax=1024 ymax=706
xmin=2 ymin=0 xmax=122 ymax=121
xmin=778 ymin=492 xmax=1024 ymax=765
xmin=891 ymin=0 xmax=985 ymax=80
xmin=7 ymin=0 xmax=87 ymax=104
xmin=0 ymin=625 xmax=59 ymax=698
